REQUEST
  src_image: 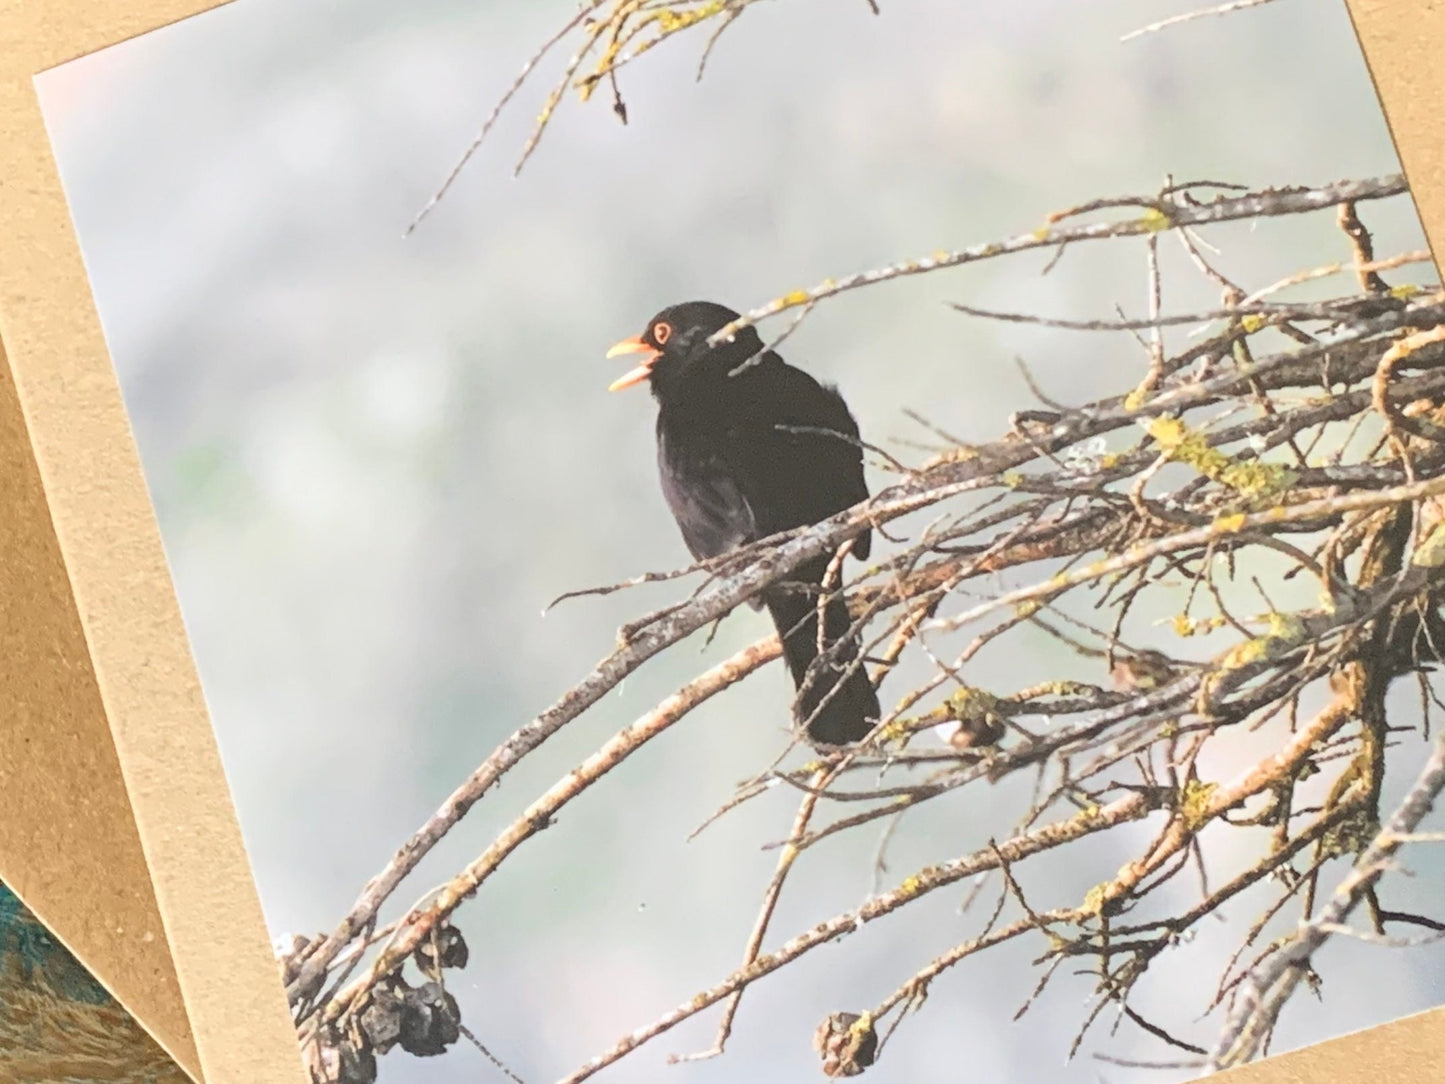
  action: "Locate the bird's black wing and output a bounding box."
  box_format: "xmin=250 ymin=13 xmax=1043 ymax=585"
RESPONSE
xmin=657 ymin=421 xmax=760 ymax=562
xmin=731 ymin=358 xmax=877 ymax=743
xmin=806 ymin=378 xmax=872 ymax=560
xmin=731 ymin=360 xmax=872 ymax=560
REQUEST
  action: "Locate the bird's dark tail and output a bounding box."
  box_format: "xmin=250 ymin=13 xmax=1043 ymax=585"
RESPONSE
xmin=763 ymin=557 xmax=880 ymax=745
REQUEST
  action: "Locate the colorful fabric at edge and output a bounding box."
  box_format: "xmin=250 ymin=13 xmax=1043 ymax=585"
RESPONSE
xmin=0 ymin=884 xmax=190 ymax=1084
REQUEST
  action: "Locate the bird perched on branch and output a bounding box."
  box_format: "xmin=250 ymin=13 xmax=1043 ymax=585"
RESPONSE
xmin=606 ymin=300 xmax=879 ymax=745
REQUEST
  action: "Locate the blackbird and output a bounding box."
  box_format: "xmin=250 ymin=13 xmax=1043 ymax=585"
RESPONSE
xmin=606 ymin=300 xmax=879 ymax=745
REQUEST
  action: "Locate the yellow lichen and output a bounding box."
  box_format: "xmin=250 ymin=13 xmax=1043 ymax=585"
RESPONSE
xmin=1147 ymin=416 xmax=1296 ymax=500
xmin=1219 ymin=460 xmax=1298 ymax=497
xmin=1213 ymin=512 xmax=1247 ymax=533
xmin=875 ymin=719 xmax=910 ymax=744
xmin=1179 ymin=778 xmax=1218 ymax=828
xmin=1217 ymin=610 xmax=1305 ymax=673
xmin=946 ymin=686 xmax=1000 ymax=721
xmin=1146 ymin=415 xmax=1187 ymax=447
xmin=655 ymin=1 xmax=726 ymax=33
xmin=1154 ymin=421 xmax=1229 ymax=475
xmin=1265 ymin=612 xmax=1305 ymax=640
xmin=1172 ymin=614 xmax=1227 ymax=637
xmin=896 ymin=874 xmax=925 ymax=898
xmin=1138 ymin=208 xmax=1172 ymax=232
xmin=1413 ymin=523 xmax=1445 ymax=568
xmin=1218 ymin=638 xmax=1268 ymax=670
xmin=1080 ymin=882 xmax=1110 ymax=916
xmin=1036 ymin=680 xmax=1094 ymax=697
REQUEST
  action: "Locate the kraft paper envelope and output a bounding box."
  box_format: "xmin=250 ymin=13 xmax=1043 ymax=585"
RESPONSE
xmin=0 ymin=1 xmax=1441 ymax=1082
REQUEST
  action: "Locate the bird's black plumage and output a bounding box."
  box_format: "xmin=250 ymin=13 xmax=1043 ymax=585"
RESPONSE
xmin=607 ymin=300 xmax=879 ymax=745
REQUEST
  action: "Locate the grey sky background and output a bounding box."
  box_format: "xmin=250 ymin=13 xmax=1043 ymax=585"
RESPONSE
xmin=33 ymin=1 xmax=1445 ymax=1081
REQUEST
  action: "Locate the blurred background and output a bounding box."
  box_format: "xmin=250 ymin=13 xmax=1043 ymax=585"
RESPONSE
xmin=33 ymin=0 xmax=1444 ymax=1080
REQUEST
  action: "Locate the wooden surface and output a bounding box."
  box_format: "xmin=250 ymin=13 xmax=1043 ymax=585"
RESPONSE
xmin=0 ymin=883 xmax=189 ymax=1084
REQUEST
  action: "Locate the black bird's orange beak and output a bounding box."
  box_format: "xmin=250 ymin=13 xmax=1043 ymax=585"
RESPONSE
xmin=605 ymin=336 xmax=661 ymax=391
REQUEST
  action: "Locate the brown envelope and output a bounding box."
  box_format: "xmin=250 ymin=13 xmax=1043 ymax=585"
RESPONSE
xmin=0 ymin=2 xmax=1440 ymax=1082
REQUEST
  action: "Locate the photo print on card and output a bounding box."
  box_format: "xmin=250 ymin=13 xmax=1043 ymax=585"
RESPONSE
xmin=15 ymin=1 xmax=1445 ymax=1081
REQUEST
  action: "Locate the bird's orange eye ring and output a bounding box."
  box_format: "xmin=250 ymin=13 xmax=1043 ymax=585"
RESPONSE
xmin=653 ymin=321 xmax=672 ymax=345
